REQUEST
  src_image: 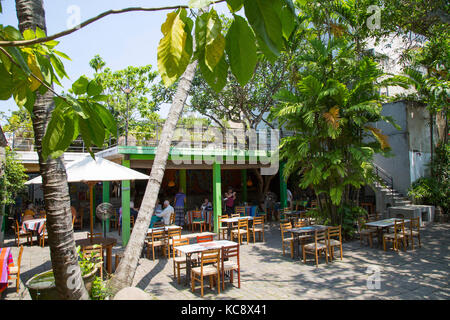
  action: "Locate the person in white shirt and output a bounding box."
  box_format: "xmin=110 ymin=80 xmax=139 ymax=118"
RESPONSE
xmin=150 ymin=200 xmax=174 ymax=227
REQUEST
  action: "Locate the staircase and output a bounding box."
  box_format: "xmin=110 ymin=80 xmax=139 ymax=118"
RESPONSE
xmin=372 ymin=163 xmax=413 ymax=215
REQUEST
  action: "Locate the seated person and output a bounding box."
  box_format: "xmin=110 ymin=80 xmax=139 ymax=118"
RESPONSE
xmin=23 ymin=203 xmax=37 ymax=221
xmin=200 ymin=197 xmax=212 ymax=220
xmin=150 ymin=200 xmax=174 ymax=228
xmin=130 ymin=201 xmax=138 ymax=221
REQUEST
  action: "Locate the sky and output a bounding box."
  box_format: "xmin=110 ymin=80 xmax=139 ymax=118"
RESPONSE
xmin=0 ymin=0 xmax=230 ymax=123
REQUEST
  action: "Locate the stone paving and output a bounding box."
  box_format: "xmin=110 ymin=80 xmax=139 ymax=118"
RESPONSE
xmin=1 ymin=222 xmax=449 ymax=300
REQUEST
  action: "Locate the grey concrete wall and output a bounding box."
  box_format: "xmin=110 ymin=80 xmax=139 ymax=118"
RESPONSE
xmin=371 ymin=101 xmax=411 ymax=195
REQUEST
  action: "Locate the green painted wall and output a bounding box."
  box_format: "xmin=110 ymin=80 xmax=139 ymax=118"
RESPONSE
xmin=212 ymin=163 xmax=222 ymax=233
xmin=121 ymin=160 xmax=131 ymax=246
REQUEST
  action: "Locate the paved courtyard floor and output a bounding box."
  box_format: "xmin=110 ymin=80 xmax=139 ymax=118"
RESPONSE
xmin=2 ymin=222 xmax=449 ymax=300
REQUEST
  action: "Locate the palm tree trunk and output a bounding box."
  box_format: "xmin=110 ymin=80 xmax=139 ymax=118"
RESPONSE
xmin=107 ymin=60 xmax=198 ymax=295
xmin=15 ymin=0 xmax=89 ymax=300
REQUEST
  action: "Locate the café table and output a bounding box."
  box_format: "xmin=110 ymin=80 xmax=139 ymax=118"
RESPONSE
xmin=147 ymin=225 xmax=182 ymax=234
xmin=283 ymin=210 xmax=305 ymax=226
xmin=221 ymin=216 xmax=254 ymax=239
xmin=0 ymin=247 xmax=14 ymax=294
xmin=22 ymin=218 xmax=46 ymax=243
xmin=290 ymin=225 xmax=329 ymax=259
xmin=75 ymin=237 xmax=117 ymax=274
xmin=175 ymin=240 xmax=237 ymax=286
xmin=365 ymin=218 xmax=410 ymax=247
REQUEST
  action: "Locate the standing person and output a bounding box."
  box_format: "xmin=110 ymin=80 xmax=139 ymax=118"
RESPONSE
xmin=173 ymin=188 xmax=186 ymax=226
xmin=224 ymin=187 xmax=236 ymax=215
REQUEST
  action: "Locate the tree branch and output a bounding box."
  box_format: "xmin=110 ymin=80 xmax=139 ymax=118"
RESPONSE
xmin=0 ymin=2 xmax=226 ymax=47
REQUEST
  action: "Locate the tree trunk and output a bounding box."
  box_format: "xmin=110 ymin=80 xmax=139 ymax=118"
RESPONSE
xmin=15 ymin=0 xmax=89 ymax=300
xmin=107 ymin=60 xmax=199 ymax=295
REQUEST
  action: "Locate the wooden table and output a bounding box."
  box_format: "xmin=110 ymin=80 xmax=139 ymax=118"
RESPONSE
xmin=365 ymin=218 xmax=410 ymax=247
xmin=75 ymin=237 xmax=117 ymax=274
xmin=290 ymin=225 xmax=329 ymax=259
xmin=175 ymin=240 xmax=237 ymax=285
xmin=221 ymin=216 xmax=254 ymax=239
xmin=283 ymin=211 xmax=305 ymax=225
xmin=147 ymin=225 xmax=182 ymax=234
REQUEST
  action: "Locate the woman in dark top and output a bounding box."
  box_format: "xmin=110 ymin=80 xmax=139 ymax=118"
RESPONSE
xmin=224 ymin=187 xmax=236 ymax=215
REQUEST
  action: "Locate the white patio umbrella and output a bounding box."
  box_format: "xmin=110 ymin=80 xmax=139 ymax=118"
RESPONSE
xmin=26 ymin=156 xmax=149 ymax=234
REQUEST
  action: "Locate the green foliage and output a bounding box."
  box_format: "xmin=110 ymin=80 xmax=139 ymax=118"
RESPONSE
xmin=90 ymin=276 xmax=108 ymax=300
xmin=156 ymin=0 xmax=297 ymax=89
xmin=76 ymin=245 xmax=98 ymax=276
xmin=408 ymin=143 xmax=450 ymax=214
xmin=0 ymin=147 xmax=27 ymax=208
xmin=272 ymin=0 xmax=399 ymax=231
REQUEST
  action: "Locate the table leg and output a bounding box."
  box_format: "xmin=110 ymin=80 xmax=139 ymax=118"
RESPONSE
xmin=106 ymin=246 xmax=113 ymax=274
xmin=185 ymin=253 xmax=192 ymax=286
xmin=293 ymin=233 xmax=300 ymax=259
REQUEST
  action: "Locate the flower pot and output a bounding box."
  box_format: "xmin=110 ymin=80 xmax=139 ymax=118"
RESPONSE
xmin=26 ymin=268 xmax=98 ymax=300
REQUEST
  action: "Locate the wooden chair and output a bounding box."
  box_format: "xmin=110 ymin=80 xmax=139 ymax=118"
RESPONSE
xmin=82 ymin=244 xmax=104 ymax=278
xmin=191 ymin=210 xmax=206 ymax=232
xmin=361 ymin=202 xmax=374 ymax=216
xmin=357 ymin=218 xmax=377 ymax=248
xmin=280 ymin=207 xmax=291 ymax=223
xmin=235 ymin=206 xmax=245 ymax=216
xmin=114 ymin=251 xmax=124 ymax=272
xmin=383 ymin=220 xmax=406 ymax=252
xmin=39 ymin=222 xmax=49 ymax=247
xmin=280 ymin=222 xmax=294 ymax=258
xmin=196 ymin=234 xmax=214 ymax=243
xmin=8 ymin=245 xmax=24 ymax=293
xmin=172 ymin=238 xmax=189 ymax=284
xmin=231 ymin=218 xmax=249 ymax=245
xmin=109 ymin=212 xmax=119 ymax=230
xmin=249 ymin=216 xmax=265 ymax=243
xmin=325 ymin=226 xmax=343 ymax=261
xmin=145 ymin=228 xmax=166 ymax=260
xmin=219 ymin=244 xmax=240 ymax=290
xmin=167 ymin=228 xmax=182 ymax=257
xmin=130 ymin=216 xmax=135 ymax=230
xmin=302 ymin=229 xmax=328 ymax=267
xmin=88 ymin=232 xmax=103 ymax=240
xmin=404 ymin=217 xmax=421 ymax=250
xmin=218 ymin=215 xmax=229 ymax=240
xmin=169 ymin=212 xmax=176 ymax=225
xmin=294 ymin=219 xmax=308 ymax=228
xmin=15 ymin=220 xmax=32 ymax=247
xmin=367 ymin=212 xmax=379 ymax=222
xmin=191 ymin=249 xmax=221 ymax=297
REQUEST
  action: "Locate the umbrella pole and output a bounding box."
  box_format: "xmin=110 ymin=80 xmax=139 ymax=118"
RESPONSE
xmin=89 ymin=182 xmax=94 ymax=236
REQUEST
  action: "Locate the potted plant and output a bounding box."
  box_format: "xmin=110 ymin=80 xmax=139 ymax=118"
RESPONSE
xmin=26 ymin=245 xmax=100 ymax=299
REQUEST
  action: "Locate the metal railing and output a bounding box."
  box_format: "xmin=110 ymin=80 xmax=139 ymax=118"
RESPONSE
xmin=5 ymin=125 xmax=294 ymax=153
xmin=373 ymin=162 xmax=395 ymax=205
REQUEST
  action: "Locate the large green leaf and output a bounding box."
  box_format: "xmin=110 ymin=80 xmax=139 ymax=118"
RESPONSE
xmin=204 ymin=10 xmax=225 ymax=72
xmin=72 ymin=76 xmax=89 ymax=95
xmin=0 ymin=63 xmax=14 ymax=100
xmin=244 ymin=0 xmax=283 ymax=58
xmin=225 ymin=15 xmax=257 ymax=86
xmin=42 ymin=107 xmax=75 ymax=159
xmin=80 ymin=102 xmax=105 ymax=147
xmin=199 ymin=54 xmax=229 ymax=92
xmin=157 ymin=9 xmax=193 ymax=87
xmin=93 ymin=103 xmax=117 ymax=136
xmin=227 ymin=0 xmax=244 ymax=12
xmin=87 ymin=79 xmax=103 ymax=97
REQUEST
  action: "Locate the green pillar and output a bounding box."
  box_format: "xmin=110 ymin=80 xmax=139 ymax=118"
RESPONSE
xmin=241 ymin=169 xmax=247 ymax=204
xmin=122 ymin=159 xmax=131 ymax=246
xmin=213 ymin=163 xmax=222 ymax=233
xmin=103 ymin=181 xmax=110 ymax=232
xmin=280 ymin=161 xmax=288 ymax=210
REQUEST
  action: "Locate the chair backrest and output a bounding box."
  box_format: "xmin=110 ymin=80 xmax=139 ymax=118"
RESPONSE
xmin=314 ymin=229 xmax=328 ymax=245
xmin=367 ymin=213 xmax=378 ymax=222
xmin=327 ymin=225 xmax=341 ymax=241
xmin=222 ymin=244 xmax=239 ymax=268
xmin=196 ymin=234 xmax=214 ymax=243
xmin=72 ymin=215 xmax=76 ymax=227
xmin=409 ymin=217 xmax=421 ymax=231
xmin=310 ymin=200 xmax=318 ymax=208
xmin=283 ymin=207 xmax=291 ymax=213
xmin=172 ymin=238 xmax=189 ymax=258
xmin=169 ymin=212 xmax=176 ymax=224
xmin=237 ymin=218 xmax=248 ymax=229
xmin=219 ymin=215 xmax=228 ymax=224
xmin=82 ymin=244 xmax=103 ymax=262
xmin=200 ymin=249 xmax=220 ymax=268
xmin=191 ymin=210 xmax=202 ymax=219
xmin=15 ymin=220 xmax=21 ymax=234
xmin=130 ymin=216 xmax=135 ymax=226
xmin=231 ymin=213 xmax=240 ymax=218
xmin=295 ymin=219 xmax=307 ymax=228
xmin=393 ymin=220 xmax=405 ymax=237
xmin=88 ymin=232 xmax=103 ymax=240
xmin=151 ymin=229 xmax=166 ymax=242
xmin=253 ymin=216 xmax=264 ymax=226
xmin=235 ymin=206 xmax=245 ymax=215
xmin=167 ymin=228 xmax=181 ymax=240
xmin=280 ymin=222 xmax=292 ymax=240
xmin=17 ymin=245 xmax=24 ymax=274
